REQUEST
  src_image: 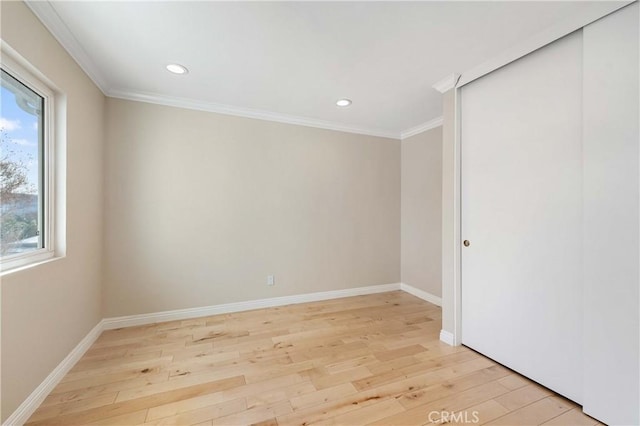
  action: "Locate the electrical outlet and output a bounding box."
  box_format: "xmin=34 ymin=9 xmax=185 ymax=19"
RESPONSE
xmin=267 ymin=275 xmax=275 ymax=286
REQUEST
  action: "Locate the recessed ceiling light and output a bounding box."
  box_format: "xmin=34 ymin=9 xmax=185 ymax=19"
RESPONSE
xmin=336 ymin=98 xmax=352 ymax=107
xmin=166 ymin=64 xmax=189 ymax=75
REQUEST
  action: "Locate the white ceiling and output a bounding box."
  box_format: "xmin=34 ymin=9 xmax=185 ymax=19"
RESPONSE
xmin=28 ymin=1 xmax=613 ymax=138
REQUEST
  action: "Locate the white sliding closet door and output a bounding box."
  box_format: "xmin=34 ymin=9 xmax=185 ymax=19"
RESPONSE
xmin=460 ymin=32 xmax=583 ymax=402
xmin=582 ymin=3 xmax=639 ymax=424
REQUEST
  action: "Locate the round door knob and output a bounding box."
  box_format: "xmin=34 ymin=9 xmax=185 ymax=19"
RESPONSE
xmin=463 ymin=240 xmax=470 ymax=247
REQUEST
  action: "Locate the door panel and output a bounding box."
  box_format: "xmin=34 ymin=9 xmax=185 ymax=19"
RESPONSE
xmin=461 ymin=31 xmax=583 ymax=402
xmin=582 ymin=4 xmax=639 ymax=424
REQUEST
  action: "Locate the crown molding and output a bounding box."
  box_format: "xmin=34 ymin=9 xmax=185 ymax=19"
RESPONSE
xmin=108 ymin=89 xmax=400 ymax=139
xmin=25 ymin=1 xmax=110 ymax=94
xmin=432 ymin=73 xmax=461 ymax=94
xmin=24 ymin=0 xmax=399 ymax=140
xmin=400 ymin=116 xmax=443 ymax=140
xmin=24 ymin=0 xmax=400 ymax=140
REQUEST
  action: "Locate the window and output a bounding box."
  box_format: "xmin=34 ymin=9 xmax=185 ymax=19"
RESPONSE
xmin=0 ymin=55 xmax=56 ymax=271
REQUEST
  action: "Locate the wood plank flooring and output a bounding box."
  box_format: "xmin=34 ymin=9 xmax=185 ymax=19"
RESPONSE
xmin=27 ymin=291 xmax=600 ymax=425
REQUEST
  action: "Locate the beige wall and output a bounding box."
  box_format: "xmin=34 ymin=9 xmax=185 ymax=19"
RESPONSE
xmin=0 ymin=2 xmax=105 ymax=421
xmin=103 ymin=98 xmax=401 ymax=317
xmin=401 ymin=127 xmax=442 ymax=296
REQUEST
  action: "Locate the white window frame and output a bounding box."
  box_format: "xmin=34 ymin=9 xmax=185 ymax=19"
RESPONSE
xmin=0 ymin=51 xmax=57 ymax=272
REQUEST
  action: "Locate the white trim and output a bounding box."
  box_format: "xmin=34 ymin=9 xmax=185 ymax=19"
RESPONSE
xmin=108 ymin=90 xmax=399 ymax=140
xmin=103 ymin=283 xmax=402 ymax=329
xmin=25 ymin=0 xmax=400 ymax=140
xmin=400 ymin=283 xmax=442 ymax=306
xmin=24 ymin=0 xmax=110 ymax=94
xmin=24 ymin=0 xmax=630 ymax=143
xmin=400 ymin=117 xmax=443 ymax=140
xmin=432 ymin=74 xmax=461 ymax=94
xmin=452 ymin=81 xmax=463 ymax=347
xmin=2 ymin=321 xmax=104 ymax=426
xmin=457 ymin=1 xmax=632 ymax=87
xmin=439 ymin=329 xmax=455 ymax=346
xmin=0 ymin=44 xmax=59 ymax=274
xmin=3 ymin=281 xmax=452 ymax=424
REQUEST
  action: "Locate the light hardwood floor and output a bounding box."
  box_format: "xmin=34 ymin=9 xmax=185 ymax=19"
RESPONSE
xmin=27 ymin=291 xmax=600 ymax=426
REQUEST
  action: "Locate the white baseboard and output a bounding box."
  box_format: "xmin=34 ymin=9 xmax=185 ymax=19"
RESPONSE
xmin=400 ymin=282 xmax=442 ymax=306
xmin=102 ymin=283 xmax=402 ymax=330
xmin=440 ymin=329 xmax=456 ymax=346
xmin=400 ymin=284 xmax=454 ymax=346
xmin=5 ymin=282 xmax=408 ymax=425
xmin=2 ymin=321 xmax=104 ymax=426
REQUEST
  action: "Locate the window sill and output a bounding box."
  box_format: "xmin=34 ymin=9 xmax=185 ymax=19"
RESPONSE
xmin=0 ymin=253 xmax=64 ymax=277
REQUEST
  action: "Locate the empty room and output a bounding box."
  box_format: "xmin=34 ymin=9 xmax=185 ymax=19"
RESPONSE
xmin=0 ymin=1 xmax=638 ymax=425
